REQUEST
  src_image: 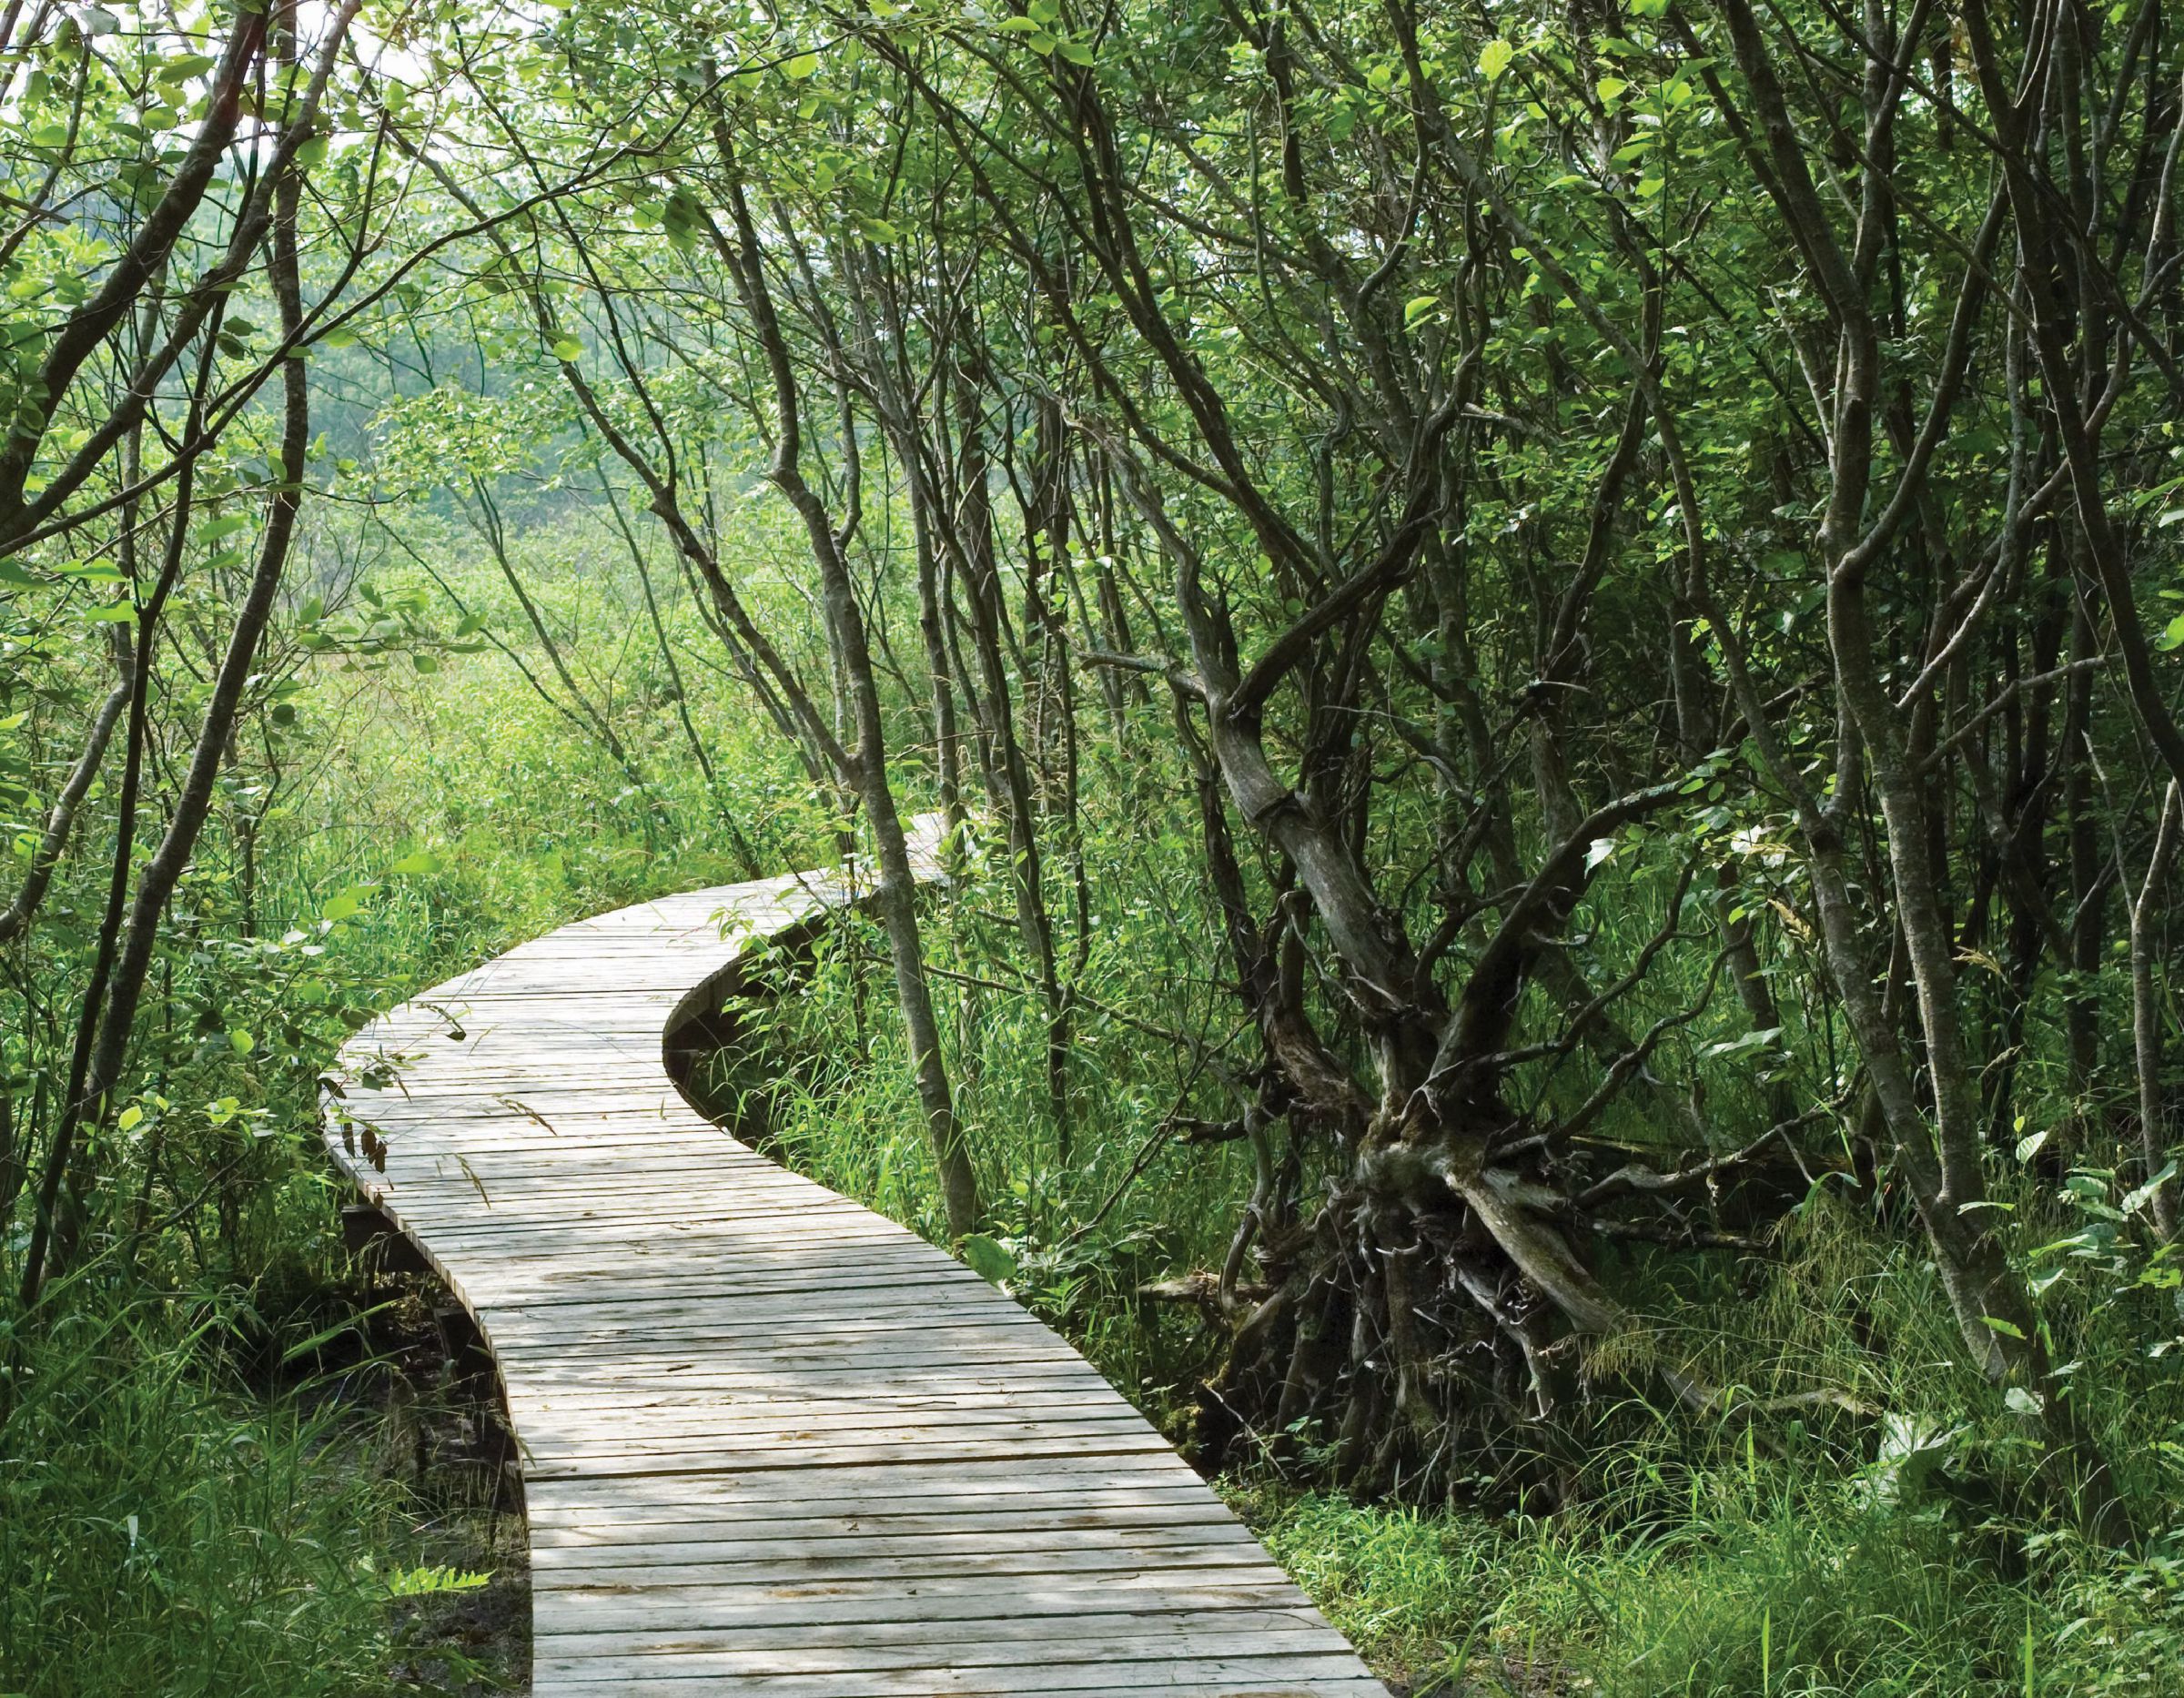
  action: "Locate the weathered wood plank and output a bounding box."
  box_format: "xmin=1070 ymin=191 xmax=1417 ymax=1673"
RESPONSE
xmin=532 ymin=1655 xmax=1370 ymax=1692
xmin=536 ymin=1668 xmax=1386 ymax=1698
xmin=531 ymin=1622 xmax=1350 ymax=1669
xmin=526 ymin=1502 xmax=1246 ymax=1550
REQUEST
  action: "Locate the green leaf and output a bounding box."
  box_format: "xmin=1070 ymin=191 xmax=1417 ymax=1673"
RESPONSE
xmin=1979 ymin=1315 xmax=2027 ymax=1340
xmin=2122 ymin=1161 xmax=2177 ymax=1216
xmin=117 ymin=1105 xmax=144 ymax=1132
xmin=389 ymin=851 xmax=444 ymax=877
xmin=783 ymin=51 xmax=819 ymax=79
xmin=384 ymin=1564 xmax=491 ymax=1597
xmin=1595 ymin=76 xmax=1629 ymax=103
xmin=662 ymin=186 xmax=703 ymax=252
xmin=960 ymin=1233 xmax=1016 ymax=1286
xmin=2157 ymin=613 xmax=2184 ymax=652
xmin=551 ymin=336 xmax=585 ymax=361
xmin=1478 ymin=39 xmax=1514 ymax=81
xmin=1403 ymin=294 xmax=1439 ymax=328
xmin=228 ymin=1029 xmax=255 ymax=1057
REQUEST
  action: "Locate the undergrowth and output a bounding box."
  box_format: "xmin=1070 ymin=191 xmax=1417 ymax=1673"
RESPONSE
xmin=1229 ymin=1475 xmax=2184 ymax=1696
xmin=0 ymin=1289 xmax=400 ymax=1697
xmin=2 ymin=526 xmax=818 ymax=1696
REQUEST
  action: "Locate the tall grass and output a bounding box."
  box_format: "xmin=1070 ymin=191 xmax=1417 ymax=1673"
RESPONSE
xmin=1233 ymin=1463 xmax=2184 ymax=1696
xmin=0 ymin=1291 xmax=399 ymax=1697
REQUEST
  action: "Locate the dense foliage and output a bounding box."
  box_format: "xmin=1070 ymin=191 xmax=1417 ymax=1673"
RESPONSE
xmin=6 ymin=0 xmax=2184 ymax=1692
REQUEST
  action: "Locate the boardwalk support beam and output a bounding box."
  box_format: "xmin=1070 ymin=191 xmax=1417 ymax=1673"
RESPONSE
xmin=339 ymin=1201 xmax=430 ymax=1275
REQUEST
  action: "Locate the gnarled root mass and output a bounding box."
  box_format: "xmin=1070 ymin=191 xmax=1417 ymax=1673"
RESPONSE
xmin=1188 ymin=1125 xmax=1812 ymax=1495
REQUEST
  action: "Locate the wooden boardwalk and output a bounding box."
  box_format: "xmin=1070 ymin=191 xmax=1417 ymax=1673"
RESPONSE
xmin=321 ymin=831 xmax=1382 ymax=1696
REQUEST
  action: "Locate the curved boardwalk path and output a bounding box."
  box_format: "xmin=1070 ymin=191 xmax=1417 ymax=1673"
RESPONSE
xmin=322 ymin=832 xmax=1382 ymax=1697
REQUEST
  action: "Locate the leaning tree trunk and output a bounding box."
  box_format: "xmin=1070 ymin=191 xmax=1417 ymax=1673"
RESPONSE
xmin=712 ymin=121 xmax=981 ymax=1238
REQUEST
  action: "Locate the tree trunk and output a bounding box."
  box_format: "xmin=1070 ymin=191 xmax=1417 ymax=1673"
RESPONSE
xmin=713 ymin=121 xmax=980 ymax=1237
